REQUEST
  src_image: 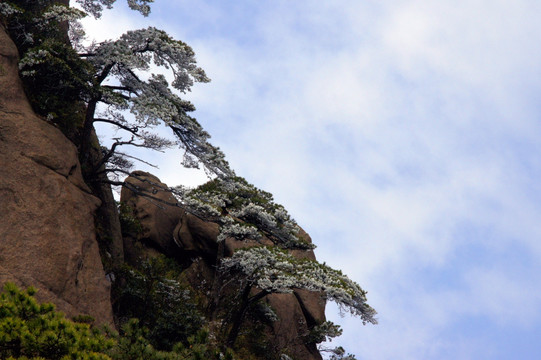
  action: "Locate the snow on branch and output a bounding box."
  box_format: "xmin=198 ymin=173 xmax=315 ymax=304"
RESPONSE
xmin=221 ymin=246 xmax=378 ymax=325
xmin=83 ymin=27 xmax=231 ymax=178
xmin=76 ymin=0 xmax=153 ymax=18
xmin=175 ymin=177 xmax=314 ymax=249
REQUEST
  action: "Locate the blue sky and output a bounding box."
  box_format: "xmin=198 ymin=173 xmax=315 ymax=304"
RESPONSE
xmin=81 ymin=1 xmax=541 ymax=358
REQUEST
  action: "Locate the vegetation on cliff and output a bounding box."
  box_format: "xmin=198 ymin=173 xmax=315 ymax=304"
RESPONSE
xmin=0 ymin=1 xmax=376 ymax=359
xmin=0 ymin=282 xmax=233 ymax=359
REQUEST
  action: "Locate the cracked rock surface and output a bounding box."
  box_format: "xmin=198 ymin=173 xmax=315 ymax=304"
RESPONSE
xmin=0 ymin=24 xmax=113 ymax=326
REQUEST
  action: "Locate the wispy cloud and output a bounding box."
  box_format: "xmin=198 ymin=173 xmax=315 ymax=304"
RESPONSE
xmin=82 ymin=0 xmax=541 ymax=358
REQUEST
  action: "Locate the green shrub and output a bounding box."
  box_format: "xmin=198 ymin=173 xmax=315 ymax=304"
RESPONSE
xmin=113 ymin=257 xmax=204 ymax=351
xmin=0 ymin=283 xmax=237 ymax=360
xmin=118 ymin=202 xmax=143 ymax=236
xmin=172 ymin=328 xmax=235 ymax=360
xmin=0 ymin=282 xmax=114 ymax=359
xmin=19 ymin=39 xmax=92 ymax=129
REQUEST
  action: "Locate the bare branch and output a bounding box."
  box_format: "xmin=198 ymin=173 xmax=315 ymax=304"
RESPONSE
xmin=114 ymin=151 xmax=159 ymax=168
xmin=93 ymin=118 xmax=140 ymax=135
xmin=102 ymin=85 xmax=134 ymax=92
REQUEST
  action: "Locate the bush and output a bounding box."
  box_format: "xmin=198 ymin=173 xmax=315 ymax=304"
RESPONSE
xmin=0 ymin=282 xmax=114 ymax=359
xmin=0 ymin=283 xmax=236 ymax=360
xmin=113 ymin=257 xmax=204 ymax=351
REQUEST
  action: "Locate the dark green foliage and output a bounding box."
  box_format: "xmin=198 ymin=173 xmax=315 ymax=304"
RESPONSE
xmin=19 ymin=40 xmax=92 ymax=132
xmin=2 ymin=1 xmax=91 ymax=136
xmin=118 ymin=202 xmax=143 ymax=236
xmin=113 ymin=257 xmax=204 ymax=351
xmin=233 ymin=318 xmax=274 ymax=360
xmin=0 ymin=283 xmax=240 ymax=360
xmin=108 ymin=319 xmax=238 ymax=360
xmin=108 ymin=319 xmax=183 ymax=360
xmin=0 ymin=282 xmax=114 ymax=359
xmin=305 ymin=321 xmax=342 ymax=344
xmin=72 ymin=314 xmax=96 ymax=325
xmin=172 ymin=328 xmax=235 ymax=360
xmin=2 ymin=1 xmax=67 ymax=55
xmin=186 ymin=176 xmax=313 ymax=249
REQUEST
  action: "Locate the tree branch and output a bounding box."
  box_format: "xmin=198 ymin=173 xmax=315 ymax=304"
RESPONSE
xmin=96 ymin=63 xmax=115 ymax=85
xmin=93 ymin=118 xmax=140 ymax=135
xmin=102 ymin=85 xmax=133 ymax=92
xmin=114 ymin=152 xmax=159 ymax=168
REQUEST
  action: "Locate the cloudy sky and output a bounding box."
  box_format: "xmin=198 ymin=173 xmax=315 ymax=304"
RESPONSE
xmin=81 ymin=1 xmax=541 ymax=358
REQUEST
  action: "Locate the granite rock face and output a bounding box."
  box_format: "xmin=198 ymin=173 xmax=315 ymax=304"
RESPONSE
xmin=120 ymin=171 xmax=325 ymax=359
xmin=120 ymin=171 xmax=191 ymax=263
xmin=0 ymin=24 xmax=113 ymax=326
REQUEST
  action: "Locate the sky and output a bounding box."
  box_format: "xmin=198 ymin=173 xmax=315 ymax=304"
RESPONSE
xmin=80 ymin=1 xmax=541 ymax=359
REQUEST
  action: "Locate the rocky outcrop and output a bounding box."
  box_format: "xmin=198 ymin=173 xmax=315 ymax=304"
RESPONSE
xmin=120 ymin=171 xmax=325 ymax=359
xmin=120 ymin=171 xmax=191 ymax=264
xmin=0 ymin=24 xmax=113 ymax=325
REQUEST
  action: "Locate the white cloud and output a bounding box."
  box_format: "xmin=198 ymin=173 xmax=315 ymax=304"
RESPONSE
xmin=79 ymin=0 xmax=541 ymax=358
xmin=78 ymin=5 xmax=145 ymax=42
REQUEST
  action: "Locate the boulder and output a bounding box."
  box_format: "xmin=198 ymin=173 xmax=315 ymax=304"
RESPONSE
xmin=120 ymin=171 xmax=188 ymax=263
xmin=0 ymin=24 xmax=113 ymax=326
xmin=174 ymin=211 xmax=220 ymax=257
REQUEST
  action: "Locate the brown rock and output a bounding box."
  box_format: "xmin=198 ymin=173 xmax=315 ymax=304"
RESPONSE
xmin=223 ymin=234 xmax=274 ymax=256
xmin=174 ymin=212 xmax=220 ymax=256
xmin=120 ymin=171 xmax=187 ymax=263
xmin=121 ymin=171 xmax=326 ymax=359
xmin=0 ymin=24 xmax=113 ymax=326
xmin=264 ymin=293 xmax=323 ymax=360
xmin=294 ymin=289 xmax=326 ymax=324
xmin=291 ymin=227 xmax=317 ymax=261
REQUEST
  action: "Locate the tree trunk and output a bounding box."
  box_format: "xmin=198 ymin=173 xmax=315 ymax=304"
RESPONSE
xmin=225 ymin=287 xmax=269 ymax=348
xmin=79 ymin=99 xmax=97 ymax=171
xmin=208 ymin=240 xmax=225 ymax=320
xmin=225 ymin=285 xmax=252 ymax=348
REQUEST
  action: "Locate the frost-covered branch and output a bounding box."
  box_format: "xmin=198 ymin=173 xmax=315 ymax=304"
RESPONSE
xmin=218 ymin=246 xmax=376 ymax=347
xmin=176 ymin=177 xmax=313 ymax=249
xmin=76 ymin=0 xmax=153 ymax=18
xmin=4 ymin=2 xmax=231 ymax=179
xmin=80 ymin=26 xmax=231 ymax=178
xmin=221 ymin=247 xmax=377 ymax=324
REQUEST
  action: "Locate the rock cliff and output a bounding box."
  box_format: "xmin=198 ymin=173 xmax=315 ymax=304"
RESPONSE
xmin=0 ymin=23 xmax=113 ymax=326
xmin=120 ymin=171 xmax=325 ymax=360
